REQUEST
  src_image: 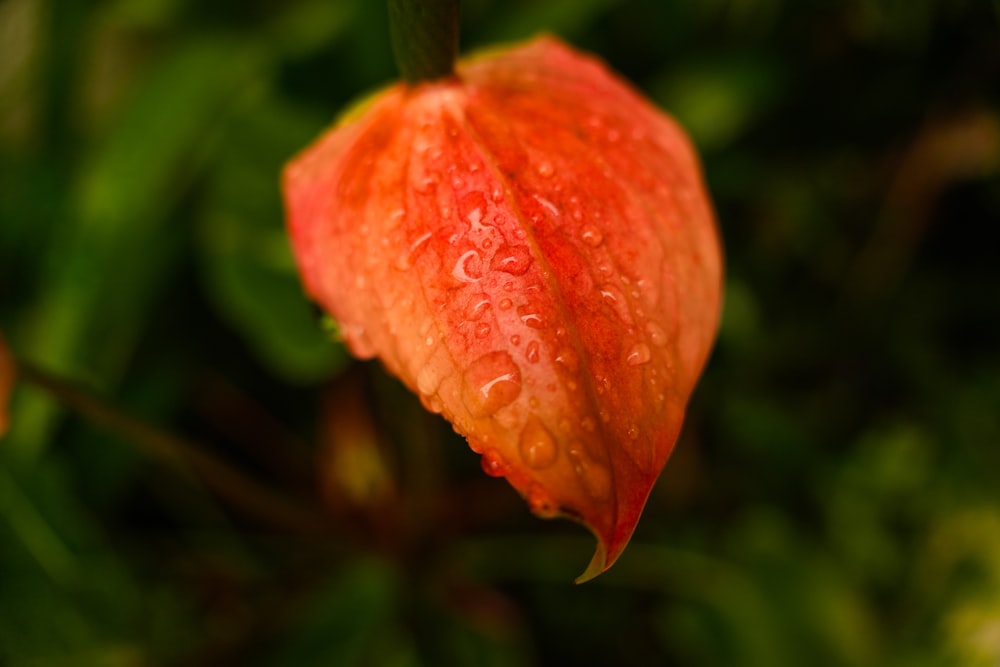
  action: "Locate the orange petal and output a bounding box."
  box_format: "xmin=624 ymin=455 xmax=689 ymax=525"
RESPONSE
xmin=283 ymin=36 xmax=722 ymax=581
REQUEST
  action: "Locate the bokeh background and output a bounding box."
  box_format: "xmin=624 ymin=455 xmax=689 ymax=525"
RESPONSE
xmin=2 ymin=0 xmax=999 ymax=664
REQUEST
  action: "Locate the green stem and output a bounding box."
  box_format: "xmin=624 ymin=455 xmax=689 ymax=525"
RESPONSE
xmin=387 ymin=0 xmax=460 ymax=84
xmin=15 ymin=360 xmax=330 ymax=536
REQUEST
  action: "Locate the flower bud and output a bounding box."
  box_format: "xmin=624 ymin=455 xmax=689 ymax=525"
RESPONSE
xmin=283 ymin=36 xmax=722 ymax=581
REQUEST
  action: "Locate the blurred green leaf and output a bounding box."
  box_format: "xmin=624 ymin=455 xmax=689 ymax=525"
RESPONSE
xmin=474 ymin=0 xmax=621 ymax=43
xmin=268 ymin=558 xmax=413 ymax=666
xmin=199 ymin=98 xmax=349 ymax=383
xmin=652 ymin=54 xmax=783 ymax=150
xmin=268 ymin=0 xmax=355 ymax=58
xmin=11 ymin=34 xmax=268 ymax=458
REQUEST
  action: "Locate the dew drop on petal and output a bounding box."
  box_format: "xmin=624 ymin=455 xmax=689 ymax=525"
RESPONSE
xmin=517 ymin=303 xmax=548 ymax=329
xmin=490 ymin=244 xmax=532 ymax=275
xmin=481 ymin=448 xmax=507 ymax=477
xmin=646 ymin=321 xmax=668 ymax=346
xmin=416 ymin=364 xmax=438 ymax=395
xmin=452 ymin=249 xmax=482 ymax=283
xmin=510 ymin=334 xmax=521 ymax=346
xmin=626 ymin=342 xmax=651 ymax=366
xmin=525 ymin=340 xmax=540 ymax=363
xmin=568 ymin=447 xmax=611 ymax=501
xmin=580 ymin=225 xmax=603 ymax=247
xmin=498 ymin=298 xmax=513 ymax=311
xmin=600 ymin=284 xmax=631 ymax=322
xmin=554 ymin=348 xmax=579 ymax=373
xmin=395 ymin=231 xmax=432 ymax=270
xmin=537 ymin=161 xmax=554 ymax=177
xmin=474 ymin=322 xmax=491 ymax=338
xmin=462 ymin=351 xmax=522 ymax=417
xmin=527 ymin=483 xmax=558 ymax=518
xmin=465 ymin=293 xmax=491 ymax=321
xmin=419 ymin=393 xmax=443 ymax=414
xmin=519 ymin=416 xmax=558 ymax=469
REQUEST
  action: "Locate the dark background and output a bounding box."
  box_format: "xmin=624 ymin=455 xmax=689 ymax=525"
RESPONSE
xmin=1 ymin=0 xmax=999 ymax=664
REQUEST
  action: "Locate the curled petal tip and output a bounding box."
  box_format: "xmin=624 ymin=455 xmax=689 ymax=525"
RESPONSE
xmin=575 ymin=540 xmax=608 ymax=585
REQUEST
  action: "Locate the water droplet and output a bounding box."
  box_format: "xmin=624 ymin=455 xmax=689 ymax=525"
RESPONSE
xmin=646 ymin=322 xmax=668 ymax=346
xmin=462 ymin=351 xmax=522 ymax=417
xmin=425 ymin=336 xmax=435 ymax=347
xmin=503 ymin=281 xmax=515 ymax=292
xmin=514 ymin=228 xmax=528 ymax=240
xmin=527 ymin=483 xmax=558 ymax=517
xmin=416 ymin=365 xmax=438 ymax=395
xmin=627 ymin=342 xmax=651 ymax=366
xmin=510 ymin=334 xmax=521 ymax=346
xmin=554 ymin=348 xmax=579 ymax=373
xmin=568 ymin=447 xmax=611 ymax=500
xmin=491 ymin=185 xmax=504 ymax=202
xmin=481 ymin=448 xmax=507 ymax=477
xmin=474 ymin=322 xmax=491 ymax=338
xmin=415 ymin=176 xmax=438 ymax=194
xmin=581 ymin=226 xmax=603 ymax=246
xmin=419 ymin=393 xmax=443 ymax=414
xmin=481 ymin=238 xmax=493 ymax=249
xmin=452 ymin=249 xmax=482 ymax=283
xmin=395 ymin=231 xmax=432 ymax=270
xmin=459 ymin=191 xmax=486 ymax=223
xmin=537 ymin=161 xmax=554 ymax=177
xmin=526 ymin=341 xmax=540 ymax=363
xmin=534 ymin=195 xmax=559 ymax=216
xmin=498 ymin=298 xmax=513 ymax=310
xmin=627 ymin=425 xmax=639 ymax=439
xmin=600 ymin=284 xmax=631 ymax=322
xmin=517 ymin=304 xmax=548 ymax=329
xmin=519 ymin=416 xmax=558 ymax=469
xmin=341 ymin=323 xmax=376 ymax=359
xmin=490 ymin=245 xmax=532 ymax=275
xmin=465 ymin=293 xmax=491 ymax=321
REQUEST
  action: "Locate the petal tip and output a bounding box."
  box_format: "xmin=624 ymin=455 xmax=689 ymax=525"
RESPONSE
xmin=574 ymin=540 xmax=608 ymax=584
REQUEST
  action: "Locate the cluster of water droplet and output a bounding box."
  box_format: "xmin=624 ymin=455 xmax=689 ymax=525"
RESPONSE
xmin=375 ymin=99 xmax=690 ymax=517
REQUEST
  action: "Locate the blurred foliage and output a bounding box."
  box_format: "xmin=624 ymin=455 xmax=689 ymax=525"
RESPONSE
xmin=1 ymin=0 xmax=999 ymax=665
